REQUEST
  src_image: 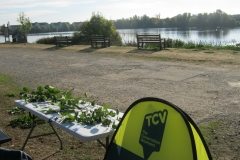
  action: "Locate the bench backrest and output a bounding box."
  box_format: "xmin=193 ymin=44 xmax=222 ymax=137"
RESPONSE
xmin=55 ymin=36 xmax=71 ymax=41
xmin=90 ymin=35 xmax=109 ymax=41
xmin=137 ymin=34 xmax=161 ymax=41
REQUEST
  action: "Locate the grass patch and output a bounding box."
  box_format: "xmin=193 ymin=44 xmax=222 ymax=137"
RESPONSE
xmin=232 ymin=51 xmax=238 ymax=54
xmin=96 ymin=51 xmax=121 ymax=55
xmin=199 ymin=121 xmax=221 ymax=145
xmin=0 ymin=74 xmax=19 ymax=97
xmin=0 ymin=74 xmax=12 ymax=85
xmin=204 ymin=51 xmax=215 ymax=54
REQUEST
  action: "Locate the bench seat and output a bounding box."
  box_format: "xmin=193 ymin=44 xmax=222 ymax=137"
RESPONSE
xmin=55 ymin=36 xmax=72 ymax=46
xmin=137 ymin=34 xmax=165 ymax=50
xmin=90 ymin=35 xmax=110 ymax=47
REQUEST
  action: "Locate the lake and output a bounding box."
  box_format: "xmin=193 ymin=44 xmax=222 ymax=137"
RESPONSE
xmin=1 ymin=27 xmax=240 ymax=45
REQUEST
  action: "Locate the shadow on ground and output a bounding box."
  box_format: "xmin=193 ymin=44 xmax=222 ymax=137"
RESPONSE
xmin=78 ymin=47 xmax=107 ymax=53
xmin=126 ymin=49 xmax=159 ymax=54
xmin=42 ymin=45 xmax=69 ymax=51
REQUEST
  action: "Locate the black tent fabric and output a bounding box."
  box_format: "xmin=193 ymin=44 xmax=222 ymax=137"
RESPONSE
xmin=104 ymin=97 xmax=212 ymax=160
xmin=0 ymin=147 xmax=32 ymax=160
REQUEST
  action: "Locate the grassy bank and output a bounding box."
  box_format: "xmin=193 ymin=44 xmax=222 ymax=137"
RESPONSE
xmin=0 ymin=73 xmax=106 ymax=160
xmin=1 ymin=43 xmax=240 ymax=68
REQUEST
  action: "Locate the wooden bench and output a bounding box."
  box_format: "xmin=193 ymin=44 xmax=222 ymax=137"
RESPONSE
xmin=55 ymin=36 xmax=72 ymax=46
xmin=90 ymin=35 xmax=110 ymax=47
xmin=136 ymin=34 xmax=166 ymax=50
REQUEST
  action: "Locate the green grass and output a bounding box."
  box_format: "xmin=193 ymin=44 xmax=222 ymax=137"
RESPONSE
xmin=0 ymin=74 xmax=12 ymax=85
xmin=204 ymin=51 xmax=215 ymax=54
xmin=199 ymin=121 xmax=221 ymax=145
xmin=0 ymin=74 xmax=19 ymax=96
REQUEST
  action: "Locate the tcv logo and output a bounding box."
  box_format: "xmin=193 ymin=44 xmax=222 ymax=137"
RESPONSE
xmin=139 ymin=109 xmax=168 ymax=159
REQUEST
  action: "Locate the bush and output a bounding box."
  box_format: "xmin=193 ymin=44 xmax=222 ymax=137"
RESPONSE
xmin=165 ymin=38 xmax=185 ymax=48
xmin=72 ymin=12 xmax=122 ymax=46
xmin=36 ymin=37 xmax=55 ymax=44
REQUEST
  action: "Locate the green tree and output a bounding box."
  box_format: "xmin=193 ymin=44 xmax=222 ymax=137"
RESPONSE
xmin=41 ymin=26 xmax=48 ymax=32
xmin=70 ymin=23 xmax=77 ymax=31
xmin=73 ymin=12 xmax=122 ymax=45
xmin=60 ymin=23 xmax=70 ymax=31
xmin=17 ymin=12 xmax=32 ymax=42
xmin=0 ymin=24 xmax=5 ymax=34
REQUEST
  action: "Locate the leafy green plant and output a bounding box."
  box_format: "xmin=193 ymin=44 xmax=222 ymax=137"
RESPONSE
xmin=17 ymin=12 xmax=32 ymax=43
xmin=5 ymin=92 xmax=16 ymax=97
xmin=18 ymin=85 xmax=121 ymax=129
xmin=19 ymin=85 xmax=61 ymax=103
xmin=7 ymin=107 xmax=25 ymax=114
xmin=9 ymin=114 xmax=45 ymax=129
xmin=36 ymin=37 xmax=55 ymax=44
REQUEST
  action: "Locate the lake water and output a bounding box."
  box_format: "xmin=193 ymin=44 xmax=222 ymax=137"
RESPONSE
xmin=1 ymin=28 xmax=240 ymax=45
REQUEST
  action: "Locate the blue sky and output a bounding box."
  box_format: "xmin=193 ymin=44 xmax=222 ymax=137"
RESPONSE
xmin=0 ymin=0 xmax=239 ymax=26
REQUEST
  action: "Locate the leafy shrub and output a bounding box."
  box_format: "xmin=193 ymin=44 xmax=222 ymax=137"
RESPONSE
xmin=165 ymin=38 xmax=185 ymax=48
xmin=72 ymin=12 xmax=122 ymax=46
xmin=36 ymin=37 xmax=55 ymax=44
xmin=9 ymin=114 xmax=45 ymax=129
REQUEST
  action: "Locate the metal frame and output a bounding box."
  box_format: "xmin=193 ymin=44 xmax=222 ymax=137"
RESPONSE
xmin=22 ymin=112 xmax=110 ymax=152
xmin=21 ymin=112 xmax=63 ymax=151
xmin=0 ymin=129 xmax=12 ymax=147
xmin=97 ymin=136 xmax=110 ymax=149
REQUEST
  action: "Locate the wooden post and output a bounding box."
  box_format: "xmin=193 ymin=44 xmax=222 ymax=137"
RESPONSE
xmin=4 ymin=27 xmax=10 ymax=42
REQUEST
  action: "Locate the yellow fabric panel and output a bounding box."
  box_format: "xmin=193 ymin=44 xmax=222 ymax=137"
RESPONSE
xmin=113 ymin=101 xmax=194 ymax=159
xmin=113 ymin=109 xmax=131 ymax=150
xmin=190 ymin=123 xmax=209 ymax=160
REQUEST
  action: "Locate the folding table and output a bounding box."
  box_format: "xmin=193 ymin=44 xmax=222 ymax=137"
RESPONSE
xmin=14 ymin=100 xmax=123 ymax=152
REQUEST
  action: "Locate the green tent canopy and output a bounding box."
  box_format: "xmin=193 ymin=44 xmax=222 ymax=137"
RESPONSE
xmin=104 ymin=97 xmax=212 ymax=160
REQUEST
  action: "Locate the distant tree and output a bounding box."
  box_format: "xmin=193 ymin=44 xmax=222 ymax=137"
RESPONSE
xmin=41 ymin=26 xmax=48 ymax=32
xmin=113 ymin=10 xmax=238 ymax=29
xmin=0 ymin=24 xmax=5 ymax=34
xmin=34 ymin=25 xmax=42 ymax=33
xmin=17 ymin=12 xmax=32 ymax=42
xmin=49 ymin=24 xmax=58 ymax=32
xmin=60 ymin=23 xmax=70 ymax=31
xmin=70 ymin=23 xmax=77 ymax=31
xmin=73 ymin=12 xmax=122 ymax=45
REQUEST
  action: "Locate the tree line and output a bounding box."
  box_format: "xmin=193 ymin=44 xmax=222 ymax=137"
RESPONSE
xmin=113 ymin=10 xmax=240 ymax=29
xmin=1 ymin=10 xmax=240 ymax=36
xmin=29 ymin=23 xmax=80 ymax=33
xmin=0 ymin=22 xmax=80 ymax=35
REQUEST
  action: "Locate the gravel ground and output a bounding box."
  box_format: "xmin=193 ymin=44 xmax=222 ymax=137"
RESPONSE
xmin=1 ymin=46 xmax=240 ymax=159
xmin=1 ymin=47 xmax=240 ymax=124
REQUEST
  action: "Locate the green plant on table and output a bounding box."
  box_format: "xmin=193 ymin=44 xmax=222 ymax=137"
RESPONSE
xmin=18 ymin=85 xmax=121 ymax=129
xmin=19 ymin=85 xmax=61 ymax=103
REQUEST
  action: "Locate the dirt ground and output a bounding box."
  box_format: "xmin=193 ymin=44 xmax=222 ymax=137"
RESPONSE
xmin=0 ymin=43 xmax=240 ymax=159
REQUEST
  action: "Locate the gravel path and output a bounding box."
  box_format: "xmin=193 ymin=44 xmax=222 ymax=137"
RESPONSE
xmin=1 ymin=47 xmax=240 ymax=122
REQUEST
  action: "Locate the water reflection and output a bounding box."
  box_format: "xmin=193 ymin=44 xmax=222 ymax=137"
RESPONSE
xmin=118 ymin=27 xmax=240 ymax=44
xmin=1 ymin=27 xmax=240 ymax=44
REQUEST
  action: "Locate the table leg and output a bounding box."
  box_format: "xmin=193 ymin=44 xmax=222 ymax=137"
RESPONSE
xmin=96 ymin=135 xmax=110 ymax=149
xmin=106 ymin=136 xmax=109 ymax=149
xmin=22 ymin=113 xmax=37 ymax=151
xmin=22 ymin=113 xmax=63 ymax=151
xmin=48 ymin=120 xmax=63 ymax=150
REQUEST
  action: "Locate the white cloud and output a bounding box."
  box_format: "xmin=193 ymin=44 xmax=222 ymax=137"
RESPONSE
xmin=0 ymin=0 xmax=96 ymax=9
xmin=0 ymin=10 xmax=56 ymax=19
